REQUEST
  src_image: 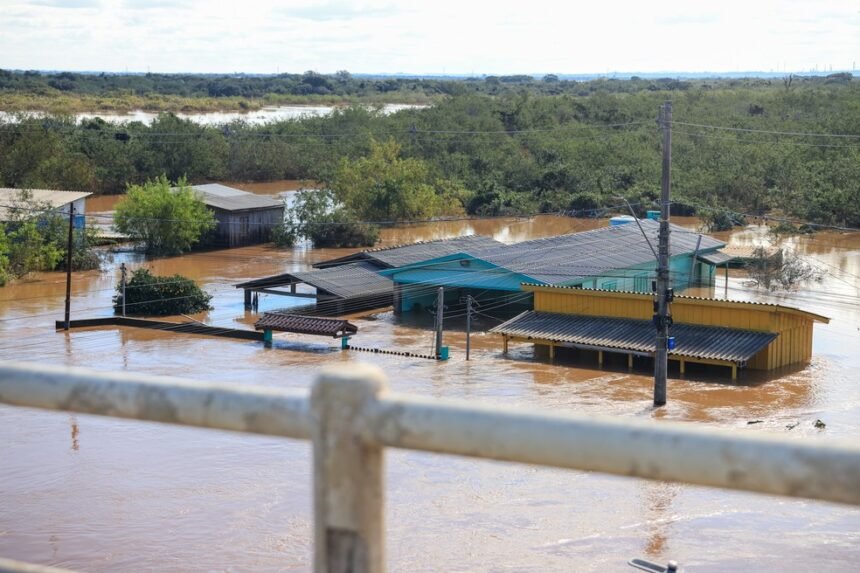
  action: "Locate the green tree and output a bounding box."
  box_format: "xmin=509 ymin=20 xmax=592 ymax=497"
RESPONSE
xmin=279 ymin=189 xmax=379 ymax=248
xmin=114 ymin=175 xmax=216 ymax=255
xmin=330 ymin=139 xmax=467 ymax=221
xmin=114 ymin=269 xmax=212 ymax=316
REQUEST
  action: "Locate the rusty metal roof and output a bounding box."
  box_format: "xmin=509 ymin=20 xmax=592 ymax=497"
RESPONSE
xmin=490 ymin=311 xmax=777 ymax=363
xmin=254 ymin=313 xmax=358 ymax=337
xmin=313 ymin=235 xmax=503 ymax=269
xmin=236 ymin=262 xmax=392 ymax=299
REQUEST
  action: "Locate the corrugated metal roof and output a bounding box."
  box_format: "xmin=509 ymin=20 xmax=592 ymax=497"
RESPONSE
xmin=190 ymin=183 xmax=247 ymax=197
xmin=490 ymin=311 xmax=777 ymax=363
xmin=476 ymin=219 xmax=724 ymax=284
xmin=236 ymin=262 xmax=392 ymax=299
xmin=698 ymin=250 xmax=735 ymax=265
xmin=313 ymin=235 xmax=503 ymax=269
xmin=187 ymin=184 xmax=283 ymax=212
xmin=254 ymin=313 xmax=358 ymax=337
xmin=291 ymin=263 xmax=393 ymax=299
xmin=0 ymin=188 xmax=91 ymax=219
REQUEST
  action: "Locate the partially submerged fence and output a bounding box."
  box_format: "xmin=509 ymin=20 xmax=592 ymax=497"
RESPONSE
xmin=1 ymin=360 xmax=859 ymax=572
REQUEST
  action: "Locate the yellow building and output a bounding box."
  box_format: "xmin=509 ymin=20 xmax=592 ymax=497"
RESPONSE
xmin=491 ymin=285 xmax=829 ymax=379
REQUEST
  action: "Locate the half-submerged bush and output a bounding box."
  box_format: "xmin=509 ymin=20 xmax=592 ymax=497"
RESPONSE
xmin=114 ymin=268 xmax=212 ymax=316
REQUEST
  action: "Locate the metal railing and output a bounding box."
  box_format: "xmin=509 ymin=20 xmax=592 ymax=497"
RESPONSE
xmin=1 ymin=360 xmax=859 ymax=572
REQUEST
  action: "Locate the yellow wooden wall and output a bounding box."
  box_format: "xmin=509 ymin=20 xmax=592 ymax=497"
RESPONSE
xmin=530 ymin=287 xmax=819 ymax=370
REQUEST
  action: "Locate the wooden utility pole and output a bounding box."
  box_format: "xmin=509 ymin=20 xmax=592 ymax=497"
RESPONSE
xmin=63 ymin=206 xmax=75 ymax=331
xmin=654 ymin=101 xmax=673 ymax=407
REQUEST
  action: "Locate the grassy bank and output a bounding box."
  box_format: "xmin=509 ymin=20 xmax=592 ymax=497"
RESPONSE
xmin=0 ymin=92 xmax=437 ymax=114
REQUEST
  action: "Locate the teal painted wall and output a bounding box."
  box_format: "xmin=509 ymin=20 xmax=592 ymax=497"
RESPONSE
xmin=562 ymin=254 xmax=718 ymax=293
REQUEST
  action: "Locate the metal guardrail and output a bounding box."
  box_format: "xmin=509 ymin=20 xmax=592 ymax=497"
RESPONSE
xmin=1 ymin=360 xmax=860 ymax=572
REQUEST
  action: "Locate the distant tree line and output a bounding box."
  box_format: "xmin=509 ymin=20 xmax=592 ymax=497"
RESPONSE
xmin=0 ymin=78 xmax=858 ymax=228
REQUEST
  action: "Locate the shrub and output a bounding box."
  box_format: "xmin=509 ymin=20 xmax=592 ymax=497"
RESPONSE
xmin=114 ymin=268 xmax=212 ymax=316
xmin=114 ymin=175 xmax=216 ymax=256
xmin=271 ymin=221 xmax=298 ymax=247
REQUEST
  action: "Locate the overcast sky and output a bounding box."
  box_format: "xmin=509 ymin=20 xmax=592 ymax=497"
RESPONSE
xmin=1 ymin=0 xmax=858 ymax=75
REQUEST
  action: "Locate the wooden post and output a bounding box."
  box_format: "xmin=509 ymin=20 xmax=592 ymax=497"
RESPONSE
xmin=731 ymin=364 xmax=738 ymax=380
xmin=680 ymin=359 xmax=686 ymax=376
xmin=598 ymin=350 xmax=604 ymax=367
xmin=312 ymin=365 xmax=387 ymax=573
xmin=503 ymin=336 xmax=509 ymax=355
xmin=548 ymin=344 xmax=555 ymax=361
xmin=688 ymin=235 xmax=703 ymax=287
xmin=724 ymin=263 xmax=729 ymax=299
xmin=244 ymin=289 xmax=252 ymax=309
xmin=627 ymin=354 xmax=633 ymax=370
xmin=120 ymin=263 xmax=127 ymax=317
xmin=63 ymin=206 xmax=75 ymax=331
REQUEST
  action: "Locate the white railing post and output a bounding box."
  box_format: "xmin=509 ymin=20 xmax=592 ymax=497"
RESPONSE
xmin=311 ymin=365 xmax=387 ymax=573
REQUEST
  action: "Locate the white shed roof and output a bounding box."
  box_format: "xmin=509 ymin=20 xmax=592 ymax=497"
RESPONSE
xmin=0 ymin=188 xmax=91 ymax=220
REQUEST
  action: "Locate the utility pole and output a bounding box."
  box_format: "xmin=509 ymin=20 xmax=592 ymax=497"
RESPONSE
xmin=120 ymin=263 xmax=128 ymax=317
xmin=461 ymin=294 xmax=479 ymax=361
xmin=654 ymin=101 xmax=673 ymax=407
xmin=63 ymin=206 xmax=75 ymax=331
xmin=465 ymin=295 xmax=472 ymax=361
xmin=435 ymin=287 xmax=444 ymax=358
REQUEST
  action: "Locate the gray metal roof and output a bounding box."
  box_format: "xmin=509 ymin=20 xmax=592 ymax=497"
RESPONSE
xmin=698 ymin=250 xmax=735 ymax=266
xmin=236 ymin=262 xmax=392 ymax=299
xmin=475 ymin=219 xmax=725 ymax=284
xmin=313 ymin=235 xmax=503 ymax=269
xmin=490 ymin=311 xmax=777 ymax=363
xmin=188 ymin=184 xmax=283 ymax=212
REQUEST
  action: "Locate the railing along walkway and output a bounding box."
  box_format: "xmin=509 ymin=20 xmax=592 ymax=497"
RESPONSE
xmin=1 ymin=361 xmax=859 ymax=572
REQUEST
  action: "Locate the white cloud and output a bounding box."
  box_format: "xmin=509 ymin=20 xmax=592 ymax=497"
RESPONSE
xmin=0 ymin=0 xmax=857 ymax=73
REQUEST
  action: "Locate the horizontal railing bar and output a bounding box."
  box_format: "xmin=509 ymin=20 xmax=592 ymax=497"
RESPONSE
xmin=0 ymin=558 xmax=77 ymax=573
xmin=370 ymin=393 xmax=860 ymax=506
xmin=2 ymin=361 xmax=859 ymax=507
xmin=0 ymin=361 xmax=312 ymax=440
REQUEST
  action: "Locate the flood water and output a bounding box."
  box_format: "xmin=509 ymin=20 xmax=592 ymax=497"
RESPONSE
xmin=0 ymin=103 xmax=424 ymax=126
xmin=1 ymin=212 xmax=859 ymax=572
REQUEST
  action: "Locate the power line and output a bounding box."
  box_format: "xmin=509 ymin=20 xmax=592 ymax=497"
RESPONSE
xmin=672 ymin=120 xmax=860 ymax=140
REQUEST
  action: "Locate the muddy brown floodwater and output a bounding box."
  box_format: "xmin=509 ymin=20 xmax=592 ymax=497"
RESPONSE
xmin=1 ymin=212 xmax=859 ymax=572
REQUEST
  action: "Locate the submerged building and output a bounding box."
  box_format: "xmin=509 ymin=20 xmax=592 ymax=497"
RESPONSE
xmin=380 ymin=219 xmax=729 ymax=313
xmin=491 ymin=285 xmax=829 ymax=379
xmin=0 ymin=188 xmax=91 ymax=228
xmin=190 ymin=184 xmax=284 ymax=247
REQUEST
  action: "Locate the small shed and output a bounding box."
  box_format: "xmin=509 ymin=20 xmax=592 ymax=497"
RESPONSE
xmin=0 ymin=188 xmax=91 ymax=228
xmin=236 ymin=262 xmax=394 ymax=314
xmin=254 ymin=312 xmax=358 ymax=347
xmin=191 ymin=184 xmax=284 ymax=247
xmin=491 ymin=285 xmax=829 ymax=378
